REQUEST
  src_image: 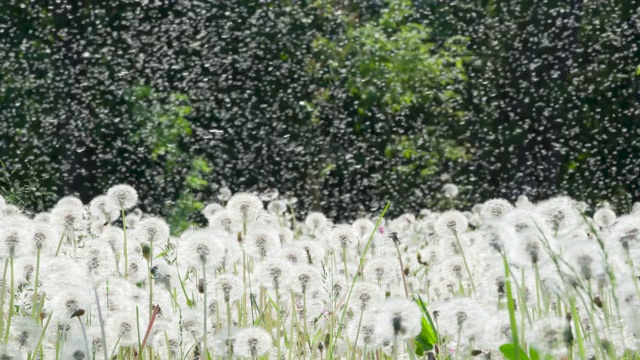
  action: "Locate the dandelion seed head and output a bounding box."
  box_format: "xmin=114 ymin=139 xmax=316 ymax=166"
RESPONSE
xmin=593 ymin=205 xmax=617 ymax=228
xmin=434 ymin=211 xmax=468 ymax=238
xmin=349 ymin=282 xmax=383 ymax=313
xmin=527 ymin=317 xmax=568 ymax=357
xmin=136 ymin=216 xmax=170 ymax=244
xmin=106 ymin=184 xmax=138 ymax=210
xmin=234 ymin=326 xmax=272 ymax=358
xmin=363 ymin=257 xmax=397 ymax=285
xmin=305 ymin=212 xmax=328 ymax=231
xmin=244 ymin=226 xmax=280 ymax=260
xmin=376 ymin=297 xmax=422 ymax=341
xmin=481 ymin=198 xmax=514 ymax=222
xmin=255 ymin=259 xmax=293 ymax=290
xmin=227 ymin=192 xmax=263 ymax=222
xmin=442 ymin=183 xmax=459 ymax=198
xmin=267 ymin=200 xmax=287 ymax=215
xmin=89 ymin=195 xmax=120 ymax=222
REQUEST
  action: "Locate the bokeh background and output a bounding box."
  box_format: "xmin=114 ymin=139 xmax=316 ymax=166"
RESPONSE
xmin=1 ymin=0 xmax=639 ymax=226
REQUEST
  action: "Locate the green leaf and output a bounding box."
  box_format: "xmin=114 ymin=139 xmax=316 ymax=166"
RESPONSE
xmin=414 ymin=295 xmax=438 ymax=356
xmin=636 ymin=64 xmax=640 ymax=75
xmin=529 ymin=347 xmax=540 ymax=360
xmin=499 ymin=343 xmax=529 ymax=360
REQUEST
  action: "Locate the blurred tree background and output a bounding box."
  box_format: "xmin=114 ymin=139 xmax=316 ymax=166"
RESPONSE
xmin=1 ymin=0 xmax=639 ymax=223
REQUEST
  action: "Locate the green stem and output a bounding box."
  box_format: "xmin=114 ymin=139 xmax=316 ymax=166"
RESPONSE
xmin=330 ymin=202 xmax=390 ymax=359
xmin=122 ymin=208 xmax=129 ymax=279
xmin=32 ymin=247 xmax=41 ymax=319
xmin=4 ymin=256 xmax=15 ymax=343
xmin=202 ymin=262 xmax=209 ymax=360
xmin=502 ymin=254 xmax=520 ymax=360
xmin=393 ymin=242 xmax=409 ymax=297
xmin=54 ymin=231 xmax=66 ymax=257
xmin=0 ymin=258 xmax=7 ymax=340
xmin=454 ymin=233 xmax=476 ymax=294
xmin=149 ymin=239 xmax=154 ymax=319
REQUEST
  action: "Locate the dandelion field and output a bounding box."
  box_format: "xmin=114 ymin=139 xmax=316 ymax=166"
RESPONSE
xmin=1 ymin=184 xmax=640 ymax=360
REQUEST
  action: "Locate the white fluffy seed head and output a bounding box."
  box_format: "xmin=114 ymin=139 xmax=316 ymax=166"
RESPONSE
xmin=106 ymin=184 xmax=138 ymax=210
xmin=89 ymin=195 xmax=120 ymax=222
xmin=442 ymin=183 xmax=459 ymax=198
xmin=136 ymin=216 xmax=170 ymax=244
xmin=434 ymin=211 xmax=468 ymax=238
xmin=593 ymin=206 xmax=617 ymax=228
xmin=481 ymin=198 xmax=514 ymax=222
xmin=375 ymin=297 xmax=422 ymax=342
xmin=305 ymin=212 xmax=328 ymax=231
xmin=233 ymin=326 xmax=273 ymax=358
xmin=226 ymin=192 xmax=263 ymax=222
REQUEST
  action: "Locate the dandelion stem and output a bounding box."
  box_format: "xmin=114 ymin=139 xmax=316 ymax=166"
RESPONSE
xmin=226 ymin=300 xmax=233 ymax=360
xmin=136 ymin=305 xmax=160 ymax=360
xmin=4 ymin=255 xmax=15 ymax=344
xmin=350 ymin=308 xmax=365 ymax=360
xmin=392 ymin=241 xmax=409 ymax=298
xmin=33 ymin=311 xmax=53 ymax=360
xmin=77 ymin=315 xmax=91 ymax=360
xmin=122 ymin=208 xmax=129 ymax=279
xmin=148 ymin=238 xmax=154 ymax=320
xmin=330 ymin=201 xmax=390 ymax=360
xmin=202 ymin=262 xmax=209 ymax=359
xmin=92 ymin=280 xmax=109 ymax=360
xmin=502 ymin=254 xmax=521 ymax=360
xmin=32 ymin=247 xmax=41 ymax=320
xmin=453 ymin=232 xmax=476 ymax=295
xmin=54 ymin=231 xmax=66 ymax=257
xmin=0 ymin=258 xmax=7 ymax=340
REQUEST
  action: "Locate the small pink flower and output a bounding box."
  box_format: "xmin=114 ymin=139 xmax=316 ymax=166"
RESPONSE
xmin=378 ymin=226 xmax=385 ymax=234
